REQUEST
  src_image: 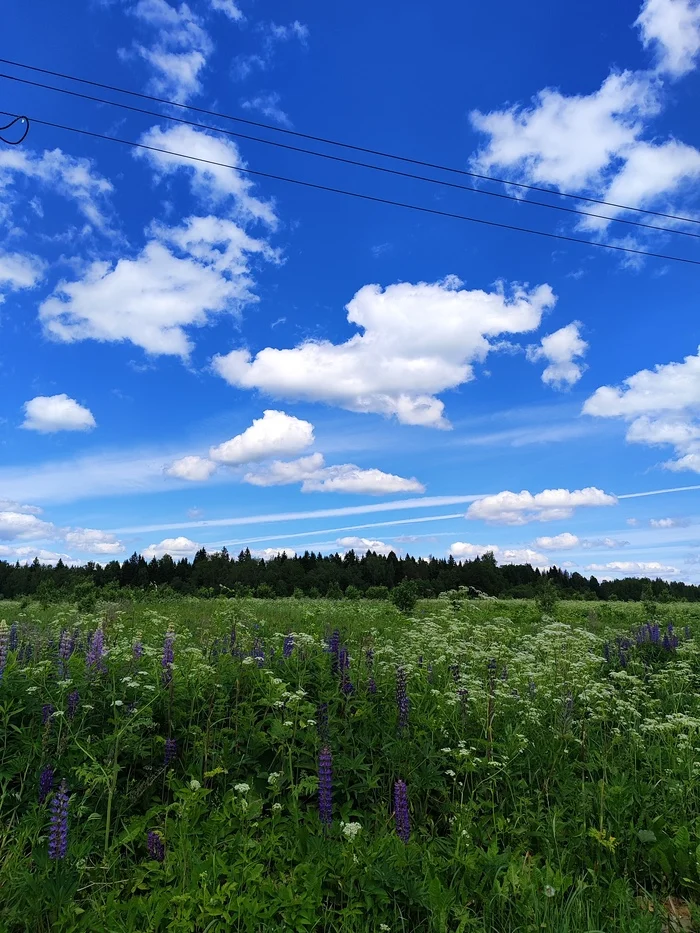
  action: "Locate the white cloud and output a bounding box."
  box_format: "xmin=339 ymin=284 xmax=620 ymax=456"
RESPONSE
xmin=0 ymin=499 xmax=42 ymax=515
xmin=137 ymin=125 xmax=277 ymax=227
xmin=213 ymin=277 xmax=556 ymax=428
xmin=241 ymin=93 xmax=292 ymax=128
xmin=466 ymin=487 xmax=617 ymax=525
xmin=534 ymin=532 xmax=580 ymax=549
xmin=210 ymin=410 xmax=314 ymax=464
xmin=650 ymin=516 xmax=689 ymax=527
xmin=267 ymin=21 xmax=309 ymax=43
xmin=244 ymin=452 xmax=324 ymax=486
xmin=627 ymin=518 xmax=640 ymax=526
xmin=449 ymin=541 xmax=550 ymax=566
xmin=40 ymin=215 xmax=275 ymax=357
xmin=0 ymin=511 xmax=55 ymax=541
xmin=21 ymin=394 xmax=96 ymax=433
xmin=0 ymin=546 xmax=76 ymax=565
xmin=336 ymin=536 xmax=395 ymax=555
xmin=130 ymin=0 xmax=213 ymax=101
xmin=64 ymin=528 xmax=124 ymax=554
xmin=0 ymin=147 xmax=113 ymax=229
xmin=526 ymin=322 xmax=588 ymax=389
xmin=0 ymin=252 xmax=46 ymax=300
xmin=210 ymin=0 xmax=243 ymax=21
xmin=166 ymin=455 xmax=218 ymax=481
xmin=635 ymin=0 xmax=700 ymax=77
xmin=586 ymin=560 xmax=679 ymax=574
xmin=583 ymin=347 xmax=700 ymax=472
xmin=244 ymin=452 xmax=425 ymax=495
xmin=142 ymin=535 xmax=200 ymax=559
xmin=250 ymin=547 xmax=296 ymax=559
xmin=582 ymin=537 xmax=630 ymax=548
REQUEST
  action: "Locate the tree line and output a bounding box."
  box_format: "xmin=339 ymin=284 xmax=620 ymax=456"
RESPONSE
xmin=0 ymin=547 xmax=696 ymax=604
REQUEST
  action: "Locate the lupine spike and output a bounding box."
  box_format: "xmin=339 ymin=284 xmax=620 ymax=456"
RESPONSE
xmin=161 ymin=629 xmax=175 ymax=686
xmin=67 ymin=690 xmax=80 ymax=720
xmin=318 ymin=745 xmax=333 ymax=827
xmin=42 ymin=704 xmax=54 ymax=725
xmin=396 ymin=666 xmax=409 ymax=732
xmin=48 ymin=779 xmax=69 ymax=860
xmin=283 ymin=634 xmax=294 ymax=658
xmin=164 ymin=737 xmax=177 ymax=767
xmin=0 ymin=621 xmax=8 ymax=682
xmin=9 ymin=622 xmax=18 ymax=652
xmin=394 ymin=779 xmax=410 ymax=843
xmin=86 ymin=625 xmax=106 ymax=672
xmin=147 ymin=830 xmax=165 ymax=862
xmin=39 ymin=765 xmax=54 ymax=803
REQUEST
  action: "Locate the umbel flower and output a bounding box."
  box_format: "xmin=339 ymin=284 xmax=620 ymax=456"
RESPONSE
xmin=39 ymin=765 xmax=54 ymax=803
xmin=48 ymin=779 xmax=69 ymax=860
xmin=318 ymin=745 xmax=333 ymax=827
xmin=147 ymin=830 xmax=165 ymax=862
xmin=394 ymin=779 xmax=410 ymax=844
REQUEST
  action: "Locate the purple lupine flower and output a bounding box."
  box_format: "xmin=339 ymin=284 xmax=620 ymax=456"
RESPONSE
xmin=283 ymin=634 xmax=294 ymax=659
xmin=39 ymin=765 xmax=54 ymax=803
xmin=147 ymin=830 xmax=165 ymax=862
xmin=9 ymin=622 xmax=18 ymax=653
xmin=368 ymin=675 xmax=377 ymax=695
xmin=252 ymin=638 xmax=265 ymax=668
xmin=67 ymin=690 xmax=80 ymax=720
xmin=619 ymin=651 xmax=628 ymax=668
xmin=86 ymin=625 xmax=106 ymax=672
xmin=48 ymin=779 xmax=69 ymax=860
xmin=0 ymin=621 xmax=8 ymax=682
xmin=318 ymin=745 xmax=333 ymax=827
xmin=57 ymin=629 xmax=73 ymax=678
xmin=449 ymin=663 xmax=460 ymax=684
xmin=161 ymin=629 xmax=174 ymax=686
xmin=164 ymin=737 xmax=177 ymax=768
xmin=662 ymin=633 xmax=671 ymax=651
xmin=458 ymin=686 xmax=469 ymax=710
xmin=396 ymin=666 xmax=409 ymax=732
xmin=328 ymin=629 xmax=341 ymax=675
xmin=316 ymin=702 xmax=329 ymax=743
xmin=339 ymin=647 xmax=350 ymax=672
xmin=42 ymin=704 xmax=54 ymax=725
xmin=132 ymin=639 xmax=144 ymax=661
xmin=394 ymin=779 xmax=410 ymax=843
xmin=366 ymin=648 xmax=374 ymax=667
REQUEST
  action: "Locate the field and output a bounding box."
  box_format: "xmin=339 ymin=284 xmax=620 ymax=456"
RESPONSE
xmin=1 ymin=596 xmax=700 ymax=932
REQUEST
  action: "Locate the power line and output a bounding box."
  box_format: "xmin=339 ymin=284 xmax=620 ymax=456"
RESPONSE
xmin=2 ymin=55 xmax=699 ymax=229
xmin=11 ymin=108 xmax=700 ymax=267
xmin=2 ymin=70 xmax=699 ymax=241
xmin=0 ymin=113 xmax=28 ymax=144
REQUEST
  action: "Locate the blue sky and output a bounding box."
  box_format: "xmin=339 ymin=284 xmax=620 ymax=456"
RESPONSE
xmin=2 ymin=0 xmax=700 ymax=580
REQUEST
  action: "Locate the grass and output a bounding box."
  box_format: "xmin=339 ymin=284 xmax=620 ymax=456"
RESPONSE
xmin=1 ymin=595 xmax=699 ymax=931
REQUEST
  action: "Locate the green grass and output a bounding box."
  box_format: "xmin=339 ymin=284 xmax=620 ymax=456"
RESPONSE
xmin=1 ymin=596 xmax=699 ymax=932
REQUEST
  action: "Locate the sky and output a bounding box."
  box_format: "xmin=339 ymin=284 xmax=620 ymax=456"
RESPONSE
xmin=1 ymin=0 xmax=700 ymax=581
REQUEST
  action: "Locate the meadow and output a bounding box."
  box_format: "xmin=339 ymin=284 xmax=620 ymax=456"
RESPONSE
xmin=1 ymin=595 xmax=700 ymax=932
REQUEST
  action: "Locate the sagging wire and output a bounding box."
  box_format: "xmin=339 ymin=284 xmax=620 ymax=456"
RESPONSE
xmin=0 ymin=114 xmax=29 ymax=144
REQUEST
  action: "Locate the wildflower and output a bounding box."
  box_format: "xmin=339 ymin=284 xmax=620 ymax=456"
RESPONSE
xmin=57 ymin=630 xmax=73 ymax=678
xmin=283 ymin=720 xmax=293 ymax=727
xmin=9 ymin=622 xmax=18 ymax=653
xmin=445 ymin=769 xmax=456 ymax=777
xmin=267 ymin=771 xmax=281 ymax=785
xmin=449 ymin=663 xmax=460 ymax=684
xmin=86 ymin=626 xmax=106 ymax=673
xmin=253 ymin=638 xmax=265 ymax=667
xmin=0 ymin=621 xmax=8 ymax=682
xmin=272 ymin=802 xmax=282 ymax=811
xmin=368 ymin=675 xmax=377 ymax=695
xmin=341 ymin=821 xmax=362 ymax=839
xmin=132 ymin=639 xmax=144 ymax=660
xmin=42 ymin=704 xmax=54 ymax=725
xmin=189 ymin=779 xmax=201 ymax=791
xmin=162 ymin=629 xmax=174 ymax=686
xmin=318 ymin=745 xmax=333 ymax=827
xmin=396 ymin=666 xmax=409 ymax=731
xmin=283 ymin=634 xmax=294 ymax=658
xmin=164 ymin=737 xmax=177 ymax=768
xmin=39 ymin=765 xmax=54 ymax=803
xmin=234 ymin=783 xmax=250 ymax=794
xmin=328 ymin=629 xmax=341 ymax=674
xmin=544 ymin=885 xmax=556 ymax=898
xmin=316 ymin=702 xmax=329 ymax=743
xmin=394 ymin=779 xmax=410 ymax=843
xmin=48 ymin=780 xmax=69 ymax=860
xmin=147 ymin=830 xmax=165 ymax=862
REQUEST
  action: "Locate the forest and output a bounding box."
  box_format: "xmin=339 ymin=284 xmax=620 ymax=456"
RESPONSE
xmin=0 ymin=546 xmax=696 ymax=603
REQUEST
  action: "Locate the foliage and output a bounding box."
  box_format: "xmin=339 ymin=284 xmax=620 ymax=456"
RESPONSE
xmin=1 ymin=596 xmax=700 ymax=931
xmin=391 ymin=580 xmax=418 ymax=613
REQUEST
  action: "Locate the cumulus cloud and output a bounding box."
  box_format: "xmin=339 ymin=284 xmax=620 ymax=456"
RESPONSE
xmin=21 ymin=394 xmax=96 ymax=433
xmin=250 ymin=547 xmax=296 ymax=559
xmin=64 ymin=528 xmax=124 ymax=554
xmin=650 ymin=516 xmax=689 ymax=527
xmin=583 ymin=346 xmax=700 ymax=472
xmin=526 ymin=322 xmax=588 ymax=389
xmin=586 ymin=560 xmax=679 ymax=575
xmin=583 ymin=537 xmax=630 ymax=548
xmin=0 ymin=252 xmax=46 ymax=301
xmin=210 ymin=0 xmax=243 ymax=21
xmin=241 ymin=93 xmax=292 ymax=128
xmin=166 ymin=455 xmax=218 ymax=481
xmin=40 ymin=216 xmax=276 ymax=357
xmin=469 ymin=5 xmax=700 ymax=236
xmin=0 ymin=499 xmax=42 ymax=515
xmin=0 ymin=546 xmax=77 ymax=565
xmin=534 ymin=532 xmax=580 ymax=549
xmin=130 ymin=0 xmax=213 ymax=101
xmin=213 ymin=277 xmax=555 ymax=428
xmin=142 ymin=535 xmax=200 ymax=559
xmin=449 ymin=541 xmax=550 ymax=566
xmin=136 ymin=125 xmax=277 ymax=226
xmin=635 ymin=0 xmax=700 ymax=77
xmin=210 ymin=410 xmax=314 ymax=465
xmin=0 ymin=511 xmax=55 ymax=541
xmin=0 ymin=147 xmax=113 ymax=229
xmin=335 ymin=536 xmax=395 ymax=555
xmin=244 ymin=453 xmax=425 ymax=495
xmin=466 ymin=487 xmax=617 ymax=525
